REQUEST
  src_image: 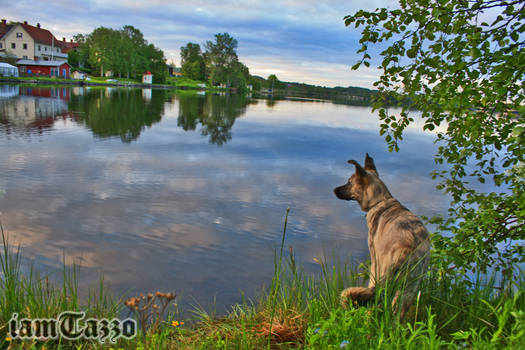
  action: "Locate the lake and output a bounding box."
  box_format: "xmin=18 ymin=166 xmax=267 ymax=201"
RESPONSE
xmin=0 ymin=84 xmax=448 ymax=313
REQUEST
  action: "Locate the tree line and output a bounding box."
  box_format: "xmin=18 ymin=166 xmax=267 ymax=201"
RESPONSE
xmin=68 ymin=25 xmax=167 ymax=83
xmin=180 ymin=33 xmax=261 ymax=91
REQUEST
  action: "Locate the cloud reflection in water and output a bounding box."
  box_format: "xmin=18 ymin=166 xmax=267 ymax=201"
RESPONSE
xmin=0 ymin=86 xmax=447 ymax=312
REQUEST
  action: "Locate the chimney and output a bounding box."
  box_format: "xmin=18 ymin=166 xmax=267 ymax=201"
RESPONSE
xmin=63 ymin=37 xmax=66 ymax=42
xmin=37 ymin=23 xmax=41 ymax=28
xmin=1 ymin=19 xmax=6 ymax=25
xmin=70 ymin=39 xmax=73 ymax=43
xmin=24 ymin=21 xmax=28 ymax=25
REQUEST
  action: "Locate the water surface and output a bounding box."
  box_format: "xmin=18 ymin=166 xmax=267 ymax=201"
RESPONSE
xmin=0 ymin=85 xmax=447 ymax=312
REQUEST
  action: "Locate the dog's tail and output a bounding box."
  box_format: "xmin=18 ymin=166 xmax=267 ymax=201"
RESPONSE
xmin=340 ymin=287 xmax=375 ymax=309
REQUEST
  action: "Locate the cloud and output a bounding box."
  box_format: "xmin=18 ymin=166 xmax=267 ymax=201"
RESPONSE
xmin=2 ymin=0 xmax=395 ymax=87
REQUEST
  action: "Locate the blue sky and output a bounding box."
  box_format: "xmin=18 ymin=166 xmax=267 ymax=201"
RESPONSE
xmin=1 ymin=0 xmax=394 ymax=88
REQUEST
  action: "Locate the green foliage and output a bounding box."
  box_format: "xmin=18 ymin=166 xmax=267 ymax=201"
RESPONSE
xmin=345 ymin=0 xmax=525 ymax=275
xmin=75 ymin=25 xmax=167 ymax=83
xmin=2 ymin=220 xmax=525 ymax=349
xmin=179 ymin=34 xmax=254 ymax=91
xmin=203 ymin=33 xmax=246 ymax=89
xmin=180 ymin=43 xmax=205 ymax=81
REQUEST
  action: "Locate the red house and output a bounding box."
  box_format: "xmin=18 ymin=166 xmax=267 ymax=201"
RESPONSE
xmin=16 ymin=59 xmax=70 ymax=78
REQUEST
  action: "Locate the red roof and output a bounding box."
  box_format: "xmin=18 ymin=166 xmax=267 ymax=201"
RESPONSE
xmin=0 ymin=21 xmax=12 ymax=39
xmin=20 ymin=22 xmax=60 ymax=46
xmin=144 ymin=71 xmax=152 ymax=75
xmin=0 ymin=21 xmax=78 ymax=52
xmin=60 ymin=39 xmax=79 ymax=53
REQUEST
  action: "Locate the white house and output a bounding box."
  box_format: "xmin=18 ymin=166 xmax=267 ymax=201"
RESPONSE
xmin=0 ymin=20 xmax=67 ymax=61
xmin=142 ymin=71 xmax=152 ymax=84
xmin=71 ymin=70 xmax=86 ymax=80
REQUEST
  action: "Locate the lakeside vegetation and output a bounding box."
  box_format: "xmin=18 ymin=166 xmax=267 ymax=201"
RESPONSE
xmin=1 ymin=0 xmax=523 ymax=349
xmin=1 ymin=222 xmax=524 ymax=349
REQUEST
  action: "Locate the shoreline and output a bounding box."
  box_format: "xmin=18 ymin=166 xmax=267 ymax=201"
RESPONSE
xmin=0 ymin=77 xmax=208 ymax=91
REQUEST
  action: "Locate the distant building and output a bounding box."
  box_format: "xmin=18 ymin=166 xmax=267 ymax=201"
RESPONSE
xmin=0 ymin=19 xmax=74 ymax=61
xmin=59 ymin=37 xmax=79 ymax=54
xmin=168 ymin=64 xmax=182 ymax=77
xmin=17 ymin=59 xmax=70 ymax=78
xmin=71 ymin=70 xmax=86 ymax=80
xmin=142 ymin=71 xmax=152 ymax=84
xmin=0 ymin=62 xmax=18 ymax=77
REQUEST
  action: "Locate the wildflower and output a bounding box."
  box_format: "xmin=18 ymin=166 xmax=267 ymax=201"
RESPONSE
xmin=171 ymin=321 xmax=184 ymax=327
xmin=314 ymin=328 xmax=320 ymax=334
xmin=5 ymin=336 xmax=12 ymax=342
xmin=340 ymin=340 xmax=349 ymax=348
xmin=313 ymin=257 xmax=321 ymax=264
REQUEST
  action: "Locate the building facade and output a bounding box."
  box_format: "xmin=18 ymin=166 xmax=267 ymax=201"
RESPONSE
xmin=0 ymin=20 xmax=68 ymax=61
xmin=17 ymin=59 xmax=70 ymax=78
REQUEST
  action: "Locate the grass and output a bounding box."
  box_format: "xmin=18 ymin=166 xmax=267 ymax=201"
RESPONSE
xmin=1 ymin=219 xmax=524 ymax=349
xmin=166 ymin=77 xmax=214 ymax=90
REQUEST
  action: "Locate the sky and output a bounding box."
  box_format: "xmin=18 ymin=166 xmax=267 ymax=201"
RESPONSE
xmin=0 ymin=0 xmax=394 ymax=88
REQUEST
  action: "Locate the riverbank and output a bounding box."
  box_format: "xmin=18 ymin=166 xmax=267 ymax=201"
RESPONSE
xmin=0 ymin=76 xmax=216 ymax=91
xmin=1 ymin=223 xmax=523 ymax=349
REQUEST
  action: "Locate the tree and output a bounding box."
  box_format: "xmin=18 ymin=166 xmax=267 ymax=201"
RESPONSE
xmin=346 ymin=0 xmax=524 ymax=277
xmin=76 ymin=25 xmax=167 ymax=82
xmin=180 ymin=43 xmax=205 ymax=80
xmin=204 ymin=33 xmax=240 ymax=86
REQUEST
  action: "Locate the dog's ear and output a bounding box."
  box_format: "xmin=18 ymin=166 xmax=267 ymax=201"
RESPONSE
xmin=348 ymin=160 xmax=367 ymax=181
xmin=364 ymin=153 xmax=378 ymax=176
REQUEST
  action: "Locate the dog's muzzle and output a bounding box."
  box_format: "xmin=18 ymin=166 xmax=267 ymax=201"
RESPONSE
xmin=334 ymin=185 xmax=352 ymax=200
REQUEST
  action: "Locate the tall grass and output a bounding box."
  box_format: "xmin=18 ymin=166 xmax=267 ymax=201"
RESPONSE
xmin=1 ymin=220 xmax=524 ymax=349
xmin=0 ymin=224 xmax=120 ymax=349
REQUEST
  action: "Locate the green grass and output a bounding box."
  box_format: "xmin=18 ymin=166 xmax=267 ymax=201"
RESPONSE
xmin=166 ymin=77 xmax=206 ymax=89
xmin=1 ymin=219 xmax=524 ymax=349
xmin=3 ymin=76 xmax=73 ymax=83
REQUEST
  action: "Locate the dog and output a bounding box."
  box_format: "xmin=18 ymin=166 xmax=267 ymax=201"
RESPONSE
xmin=334 ymin=153 xmax=430 ymax=317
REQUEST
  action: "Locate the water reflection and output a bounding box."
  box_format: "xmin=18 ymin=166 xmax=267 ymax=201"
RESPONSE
xmin=1 ymin=86 xmax=254 ymax=146
xmin=178 ymin=93 xmax=255 ymax=145
xmin=0 ymin=85 xmax=449 ymax=314
xmin=68 ymin=88 xmax=167 ymax=143
xmin=0 ymin=86 xmax=72 ymax=133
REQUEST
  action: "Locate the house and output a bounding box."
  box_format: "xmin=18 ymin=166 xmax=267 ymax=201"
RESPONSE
xmin=168 ymin=64 xmax=182 ymax=77
xmin=59 ymin=37 xmax=79 ymax=54
xmin=0 ymin=62 xmax=18 ymax=77
xmin=71 ymin=70 xmax=86 ymax=80
xmin=17 ymin=59 xmax=70 ymax=78
xmin=0 ymin=19 xmax=68 ymax=61
xmin=142 ymin=71 xmax=152 ymax=84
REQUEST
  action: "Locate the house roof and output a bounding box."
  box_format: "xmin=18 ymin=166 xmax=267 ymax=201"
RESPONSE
xmin=60 ymin=39 xmax=79 ymax=53
xmin=0 ymin=21 xmax=12 ymax=39
xmin=0 ymin=62 xmax=17 ymax=68
xmin=20 ymin=22 xmax=61 ymax=46
xmin=16 ymin=59 xmax=69 ymax=67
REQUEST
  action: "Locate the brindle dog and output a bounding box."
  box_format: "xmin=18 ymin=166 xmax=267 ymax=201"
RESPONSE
xmin=334 ymin=154 xmax=429 ymax=317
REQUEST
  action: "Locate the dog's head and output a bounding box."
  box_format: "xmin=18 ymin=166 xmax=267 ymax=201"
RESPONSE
xmin=333 ymin=153 xmax=392 ymax=212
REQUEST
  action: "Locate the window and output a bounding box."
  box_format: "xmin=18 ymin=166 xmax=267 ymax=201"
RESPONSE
xmin=45 ymin=47 xmax=47 ymax=51
xmin=38 ymin=45 xmax=41 ymax=51
xmin=56 ymin=48 xmax=59 ymax=53
xmin=22 ymin=55 xmax=27 ymax=59
xmin=16 ymin=32 xmax=22 ymax=38
xmin=20 ymin=66 xmax=26 ymax=73
xmin=11 ymin=43 xmax=15 ymax=49
xmin=0 ymin=43 xmax=2 ymax=48
xmin=23 ymin=43 xmax=27 ymax=50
